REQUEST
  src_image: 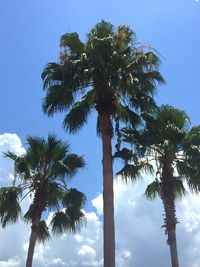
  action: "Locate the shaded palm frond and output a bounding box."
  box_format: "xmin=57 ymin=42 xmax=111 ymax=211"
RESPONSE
xmin=42 ymin=84 xmax=75 ymax=117
xmin=145 ymin=180 xmax=160 ymax=200
xmin=58 ymin=154 xmax=86 ymax=178
xmin=60 ymin=32 xmax=84 ymax=58
xmin=116 ymin=161 xmax=153 ymax=183
xmin=0 ymin=186 xmax=22 ymax=227
xmin=63 ymin=90 xmax=95 ymax=133
xmin=36 ymin=220 xmax=51 ymax=244
xmin=173 ymin=177 xmax=186 ymax=199
xmin=62 ymin=188 xmax=86 ymax=209
xmin=50 ymin=211 xmax=69 ymax=234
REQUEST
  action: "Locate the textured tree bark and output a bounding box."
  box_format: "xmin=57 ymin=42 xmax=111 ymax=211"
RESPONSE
xmin=100 ymin=113 xmax=115 ymax=267
xmin=168 ymin=227 xmax=179 ymax=267
xmin=26 ymin=181 xmax=47 ymax=267
xmin=26 ymin=218 xmax=40 ymax=267
xmin=161 ymin=160 xmax=179 ymax=267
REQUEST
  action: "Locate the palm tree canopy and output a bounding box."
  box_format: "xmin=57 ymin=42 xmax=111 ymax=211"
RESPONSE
xmin=42 ymin=20 xmax=165 ymax=134
xmin=115 ymin=105 xmax=190 ymax=198
xmin=1 ymin=135 xmax=86 ymax=238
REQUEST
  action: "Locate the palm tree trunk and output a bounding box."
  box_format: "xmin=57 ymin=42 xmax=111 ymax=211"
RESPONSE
xmin=26 ymin=217 xmax=40 ymax=267
xmin=161 ymin=161 xmax=179 ymax=267
xmin=168 ymin=227 xmax=179 ymax=267
xmin=100 ymin=113 xmax=115 ymax=267
xmin=26 ymin=182 xmax=47 ymax=267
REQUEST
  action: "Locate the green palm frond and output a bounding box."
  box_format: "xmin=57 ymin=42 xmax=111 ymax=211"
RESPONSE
xmin=24 ymin=204 xmax=35 ymax=222
xmin=58 ymin=154 xmax=86 ymax=178
xmin=65 ymin=207 xmax=86 ymax=232
xmin=47 ymin=183 xmax=63 ymax=210
xmin=48 ymin=185 xmax=85 ymax=235
xmin=114 ymin=148 xmax=134 ymax=161
xmin=36 ymin=220 xmax=50 ymax=243
xmin=183 ymin=126 xmax=200 ymax=152
xmin=42 ymin=63 xmax=63 ymax=90
xmin=50 ymin=211 xmax=69 ymax=234
xmin=60 ymin=32 xmax=84 ymax=58
xmin=63 ymin=90 xmax=95 ymax=133
xmin=117 ymin=104 xmax=141 ymax=126
xmin=116 ymin=162 xmax=152 ymax=183
xmin=42 ymin=84 xmax=75 ymax=117
xmin=4 ymin=151 xmax=30 ymax=181
xmin=145 ymin=180 xmax=160 ymax=200
xmin=186 ymin=174 xmax=200 ymax=192
xmin=0 ymin=187 xmax=22 ymax=227
xmin=88 ymin=20 xmax=114 ymax=39
xmin=173 ymin=177 xmax=186 ymax=199
xmin=3 ymin=151 xmax=19 ymax=161
xmin=62 ymin=188 xmax=86 ymax=209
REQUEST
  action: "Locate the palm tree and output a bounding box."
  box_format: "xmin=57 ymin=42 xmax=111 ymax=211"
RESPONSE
xmin=1 ymin=135 xmax=86 ymax=267
xmin=41 ymin=20 xmax=164 ymax=267
xmin=116 ymin=105 xmax=191 ymax=267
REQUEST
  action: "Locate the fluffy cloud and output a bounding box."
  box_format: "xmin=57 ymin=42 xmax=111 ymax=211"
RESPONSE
xmin=1 ymin=133 xmax=200 ymax=266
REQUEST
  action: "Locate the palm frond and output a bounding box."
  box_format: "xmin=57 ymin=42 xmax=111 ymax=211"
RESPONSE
xmin=64 ymin=207 xmax=86 ymax=232
xmin=60 ymin=154 xmax=86 ymax=178
xmin=24 ymin=204 xmax=35 ymax=222
xmin=173 ymin=177 xmax=186 ymax=199
xmin=62 ymin=188 xmax=86 ymax=209
xmin=145 ymin=180 xmax=160 ymax=200
xmin=0 ymin=187 xmax=21 ymax=227
xmin=36 ymin=220 xmax=50 ymax=243
xmin=62 ymin=189 xmax=86 ymax=232
xmin=42 ymin=84 xmax=75 ymax=117
xmin=50 ymin=211 xmax=69 ymax=234
xmin=116 ymin=163 xmax=144 ymax=182
xmin=63 ymin=90 xmax=95 ymax=133
xmin=88 ymin=20 xmax=114 ymax=39
xmin=114 ymin=148 xmax=134 ymax=161
xmin=60 ymin=32 xmax=84 ymax=58
xmin=117 ymin=104 xmax=141 ymax=126
xmin=47 ymin=183 xmax=63 ymax=210
xmin=42 ymin=63 xmax=63 ymax=90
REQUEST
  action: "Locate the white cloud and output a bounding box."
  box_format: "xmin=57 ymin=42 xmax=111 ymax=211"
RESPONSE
xmin=0 ymin=133 xmax=25 ymax=186
xmin=1 ymin=133 xmax=200 ymax=266
xmin=45 ymin=257 xmax=67 ymax=266
xmin=0 ymin=257 xmax=21 ymax=267
xmin=78 ymin=245 xmax=96 ymax=257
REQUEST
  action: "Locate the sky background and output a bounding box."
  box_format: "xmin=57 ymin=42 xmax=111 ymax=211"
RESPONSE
xmin=0 ymin=0 xmax=200 ymax=266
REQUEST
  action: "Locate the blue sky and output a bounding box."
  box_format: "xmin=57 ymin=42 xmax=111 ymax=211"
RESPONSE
xmin=1 ymin=0 xmax=200 ymax=202
xmin=0 ymin=1 xmax=200 ymax=266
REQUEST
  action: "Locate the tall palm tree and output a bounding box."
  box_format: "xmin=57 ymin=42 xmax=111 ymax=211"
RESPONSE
xmin=41 ymin=20 xmax=164 ymax=267
xmin=1 ymin=135 xmax=86 ymax=267
xmin=115 ymin=105 xmax=191 ymax=267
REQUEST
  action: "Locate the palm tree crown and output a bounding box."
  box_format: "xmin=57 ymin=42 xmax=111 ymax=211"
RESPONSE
xmin=1 ymin=134 xmax=86 ymax=267
xmin=42 ymin=20 xmax=164 ymax=133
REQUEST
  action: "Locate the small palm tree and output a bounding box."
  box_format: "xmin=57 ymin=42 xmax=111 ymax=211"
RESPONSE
xmin=116 ymin=105 xmax=191 ymax=267
xmin=1 ymin=135 xmax=86 ymax=267
xmin=41 ymin=20 xmax=164 ymax=267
